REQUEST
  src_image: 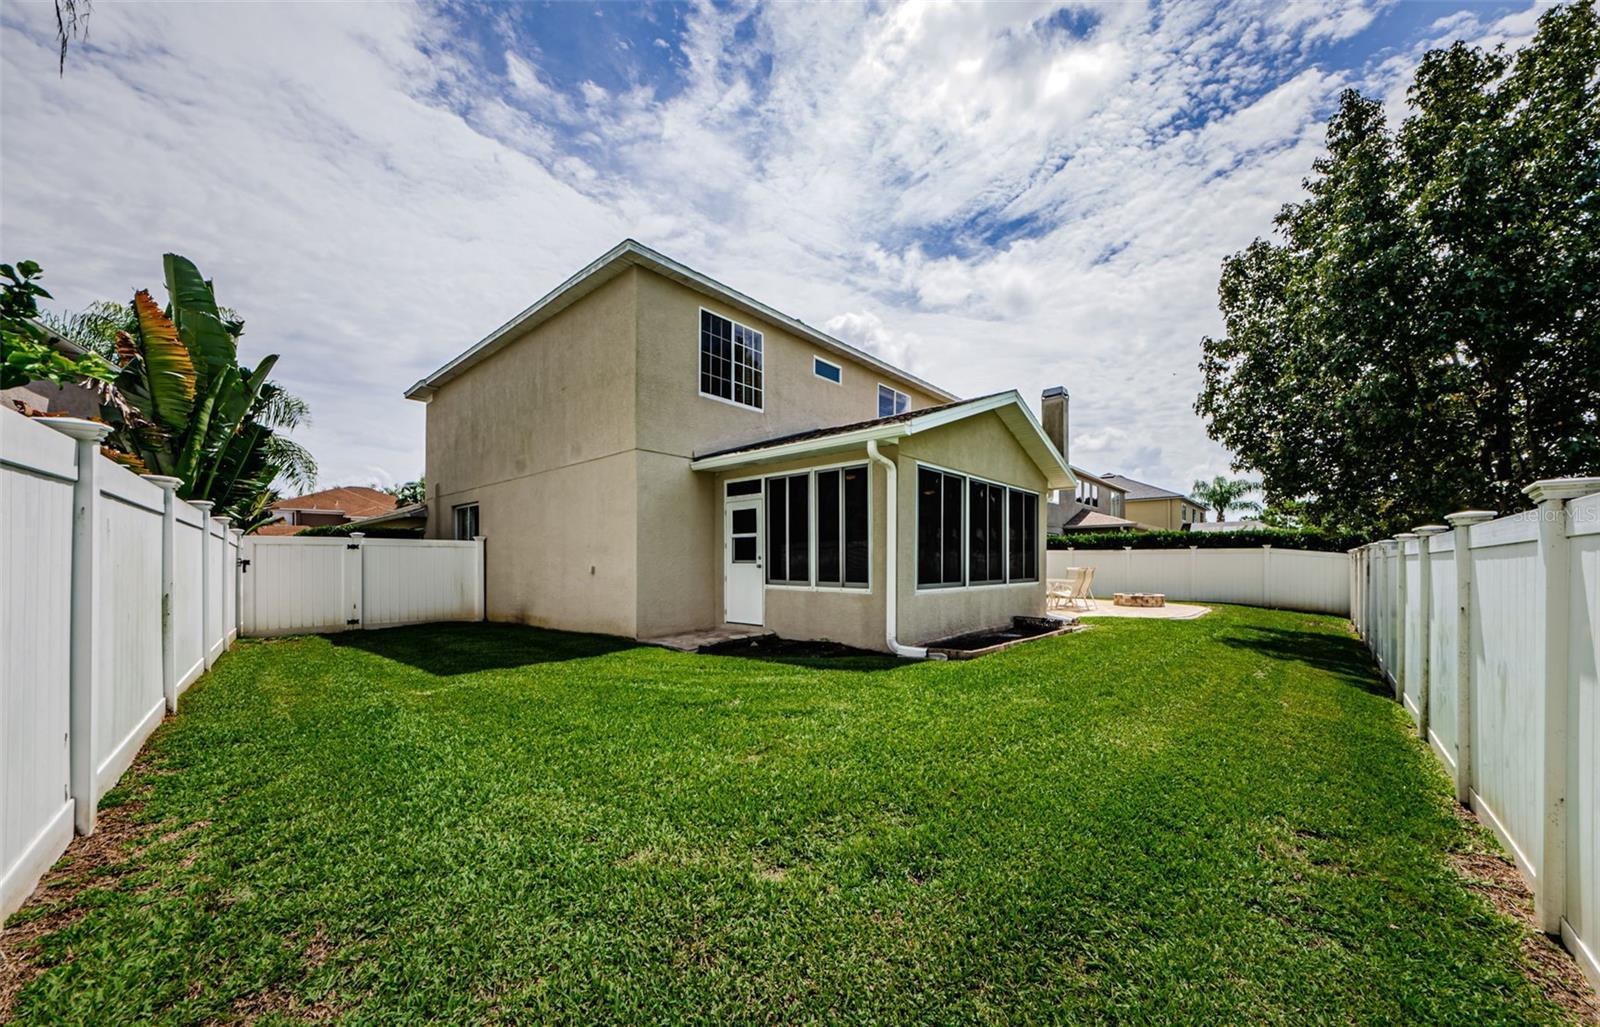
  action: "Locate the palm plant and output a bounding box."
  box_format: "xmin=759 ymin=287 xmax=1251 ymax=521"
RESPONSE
xmin=99 ymin=254 xmax=315 ymax=529
xmin=1191 ymin=475 xmax=1262 ymax=523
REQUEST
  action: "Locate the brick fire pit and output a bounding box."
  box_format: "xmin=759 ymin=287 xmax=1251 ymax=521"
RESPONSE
xmin=1113 ymin=592 xmax=1166 ymax=608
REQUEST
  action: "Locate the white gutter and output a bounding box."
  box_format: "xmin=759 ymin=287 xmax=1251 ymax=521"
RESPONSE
xmin=866 ymin=439 xmax=943 ymax=661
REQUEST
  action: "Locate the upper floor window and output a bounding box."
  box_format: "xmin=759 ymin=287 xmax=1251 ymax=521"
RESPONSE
xmin=700 ymin=310 xmax=763 ymax=410
xmin=813 ymin=356 xmax=842 ymax=384
xmin=877 ymin=384 xmax=910 ymax=418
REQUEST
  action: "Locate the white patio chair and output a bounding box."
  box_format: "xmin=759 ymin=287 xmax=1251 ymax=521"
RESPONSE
xmin=1077 ymin=566 xmax=1097 ymax=609
xmin=1048 ymin=568 xmax=1087 ymax=611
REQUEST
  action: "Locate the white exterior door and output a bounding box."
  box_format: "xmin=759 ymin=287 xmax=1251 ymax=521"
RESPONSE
xmin=724 ymin=496 xmax=764 ymax=625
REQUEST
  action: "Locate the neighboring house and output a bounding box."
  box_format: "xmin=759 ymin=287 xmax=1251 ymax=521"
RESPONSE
xmin=1039 ymin=387 xmax=1139 ymax=534
xmin=0 ymin=324 xmax=103 ymax=419
xmin=1099 ymin=473 xmax=1206 ymax=531
xmin=255 ymin=486 xmax=398 ymax=535
xmin=406 ymin=239 xmax=1075 ymax=653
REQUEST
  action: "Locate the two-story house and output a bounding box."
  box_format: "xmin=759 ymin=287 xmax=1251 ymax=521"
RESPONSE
xmin=405 ymin=240 xmax=1074 ymax=655
xmin=1099 ymin=474 xmax=1207 ymax=531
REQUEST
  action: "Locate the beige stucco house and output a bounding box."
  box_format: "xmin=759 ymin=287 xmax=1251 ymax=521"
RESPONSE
xmin=405 ymin=240 xmax=1074 ymax=655
xmin=1100 ymin=474 xmax=1206 ymax=531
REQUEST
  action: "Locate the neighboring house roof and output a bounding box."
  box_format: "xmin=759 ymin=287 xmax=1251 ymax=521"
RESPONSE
xmin=404 ymin=239 xmax=957 ymax=405
xmin=344 ymin=502 xmax=427 ymax=530
xmin=688 ymin=390 xmax=1076 ymax=491
xmin=252 ymin=524 xmax=304 ymax=536
xmin=1069 ymin=467 xmax=1125 ymax=493
xmin=269 ymin=486 xmax=397 ymax=519
xmin=1099 ymin=474 xmax=1199 ymax=505
xmin=1058 ymin=509 xmax=1140 ymax=531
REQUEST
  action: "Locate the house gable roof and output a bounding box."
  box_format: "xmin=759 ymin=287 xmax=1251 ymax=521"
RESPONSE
xmin=404 ymin=239 xmax=957 ymax=404
xmin=688 ymin=391 xmax=1076 ymax=491
xmin=1099 ymin=473 xmax=1194 ymax=503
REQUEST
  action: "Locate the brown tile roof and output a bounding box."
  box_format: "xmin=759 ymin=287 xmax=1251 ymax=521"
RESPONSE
xmin=252 ymin=523 xmax=305 ymax=536
xmin=269 ymin=486 xmax=397 ymax=518
xmin=1060 ymin=509 xmax=1141 ymax=531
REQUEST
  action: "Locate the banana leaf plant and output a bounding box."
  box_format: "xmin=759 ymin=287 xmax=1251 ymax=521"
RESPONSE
xmin=101 ymin=254 xmax=315 ymax=529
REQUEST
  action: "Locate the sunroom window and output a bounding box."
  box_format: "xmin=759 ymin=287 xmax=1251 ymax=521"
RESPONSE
xmin=700 ymin=309 xmax=763 ymax=409
xmin=1007 ymin=489 xmax=1039 ymax=581
xmin=766 ymin=473 xmax=809 ymax=584
xmin=815 ymin=465 xmax=869 ymax=588
xmin=916 ymin=467 xmax=964 ymax=587
xmin=968 ymin=479 xmax=1006 ymax=585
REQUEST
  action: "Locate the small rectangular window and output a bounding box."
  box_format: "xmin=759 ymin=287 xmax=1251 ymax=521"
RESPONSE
xmin=877 ymin=383 xmax=910 ymax=418
xmin=452 ymin=503 xmax=480 ymax=540
xmin=700 ymin=309 xmax=763 ymax=410
xmin=813 ymin=356 xmax=842 ymax=384
xmin=766 ymin=473 xmax=809 ymax=585
xmin=726 ymin=479 xmax=761 ymax=497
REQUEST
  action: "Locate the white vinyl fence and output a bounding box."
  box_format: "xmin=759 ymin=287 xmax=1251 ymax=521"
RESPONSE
xmin=1046 ymin=545 xmax=1351 ymax=615
xmin=1 ymin=411 xmax=240 ymax=920
xmin=240 ymin=535 xmax=484 ymax=636
xmin=1351 ymin=477 xmax=1600 ymax=992
xmin=2 ymin=408 xmax=488 ymax=922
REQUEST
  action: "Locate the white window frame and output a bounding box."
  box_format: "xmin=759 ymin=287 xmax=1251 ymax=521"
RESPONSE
xmin=733 ymin=460 xmax=874 ymax=594
xmin=813 ymin=355 xmax=843 ymax=385
xmin=877 ymin=382 xmax=910 ymax=419
xmin=452 ymin=502 xmax=480 ymax=540
xmin=913 ymin=460 xmax=1041 ymax=593
xmin=698 ymin=307 xmax=765 ymax=413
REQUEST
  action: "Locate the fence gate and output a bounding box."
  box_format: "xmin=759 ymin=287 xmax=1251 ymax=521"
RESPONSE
xmin=241 ymin=535 xmax=485 ymax=636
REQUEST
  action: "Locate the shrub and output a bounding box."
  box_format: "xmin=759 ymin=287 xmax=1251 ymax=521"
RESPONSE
xmin=293 ymin=522 xmax=421 ymax=540
xmin=1047 ymin=528 xmax=1367 ymax=553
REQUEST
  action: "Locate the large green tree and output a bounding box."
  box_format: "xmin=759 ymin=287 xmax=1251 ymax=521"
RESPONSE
xmin=1196 ymin=0 xmax=1600 ymax=536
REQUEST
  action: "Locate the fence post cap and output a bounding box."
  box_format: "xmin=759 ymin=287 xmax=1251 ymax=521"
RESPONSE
xmin=189 ymin=500 xmax=214 ymax=512
xmin=1444 ymin=509 xmax=1497 ymax=526
xmin=1413 ymin=525 xmax=1449 ymax=535
xmin=140 ymin=474 xmax=183 ymax=490
xmin=1523 ymin=477 xmax=1600 ymax=504
xmin=213 ymin=515 xmax=231 ymax=527
xmin=1393 ymin=532 xmax=1419 ymax=540
xmin=36 ymin=416 xmax=110 ymax=442
xmin=349 ymin=532 xmax=366 ymax=540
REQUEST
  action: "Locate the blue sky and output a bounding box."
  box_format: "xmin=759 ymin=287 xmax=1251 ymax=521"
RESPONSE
xmin=0 ymin=0 xmax=1544 ymax=492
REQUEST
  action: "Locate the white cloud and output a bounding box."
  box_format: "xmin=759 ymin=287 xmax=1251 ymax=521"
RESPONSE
xmin=0 ymin=0 xmax=1543 ymax=494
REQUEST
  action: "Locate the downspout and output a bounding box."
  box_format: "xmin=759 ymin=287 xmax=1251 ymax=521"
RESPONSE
xmin=866 ymin=439 xmax=942 ymax=660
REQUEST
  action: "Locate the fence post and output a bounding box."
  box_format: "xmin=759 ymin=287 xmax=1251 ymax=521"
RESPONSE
xmin=1123 ymin=546 xmax=1133 ymax=592
xmin=1393 ymin=535 xmax=1415 ymax=705
xmin=213 ymin=517 xmax=231 ymax=654
xmin=143 ymin=476 xmax=183 ymax=713
xmin=192 ymin=502 xmax=215 ymax=669
xmin=1524 ymin=477 xmax=1600 ymax=936
xmin=1444 ymin=510 xmax=1496 ymax=806
xmin=473 ymin=534 xmax=487 ymax=621
xmin=1261 ymin=545 xmax=1273 ymax=608
xmin=1188 ymin=545 xmax=1197 ymax=602
xmin=42 ymin=418 xmax=111 ymax=836
xmin=1413 ymin=525 xmax=1449 ymax=741
xmin=231 ymin=527 xmax=244 ymax=638
xmin=346 ymin=532 xmax=365 ymax=630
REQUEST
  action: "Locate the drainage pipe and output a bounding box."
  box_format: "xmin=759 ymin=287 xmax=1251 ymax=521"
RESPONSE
xmin=866 ymin=439 xmax=941 ymax=660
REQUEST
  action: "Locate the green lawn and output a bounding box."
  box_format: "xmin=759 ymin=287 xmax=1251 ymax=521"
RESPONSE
xmin=2 ymin=608 xmax=1574 ymax=1024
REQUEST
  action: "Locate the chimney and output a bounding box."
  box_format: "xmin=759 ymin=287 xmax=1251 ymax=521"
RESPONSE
xmin=1041 ymin=386 xmax=1068 ymax=466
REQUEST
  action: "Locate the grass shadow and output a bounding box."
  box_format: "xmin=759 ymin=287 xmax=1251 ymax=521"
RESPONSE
xmin=329 ymin=621 xmax=640 ymax=675
xmin=1216 ymin=624 xmax=1391 ymax=697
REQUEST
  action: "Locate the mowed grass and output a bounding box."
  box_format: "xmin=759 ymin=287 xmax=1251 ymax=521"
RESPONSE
xmin=2 ymin=608 xmax=1573 ymax=1024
